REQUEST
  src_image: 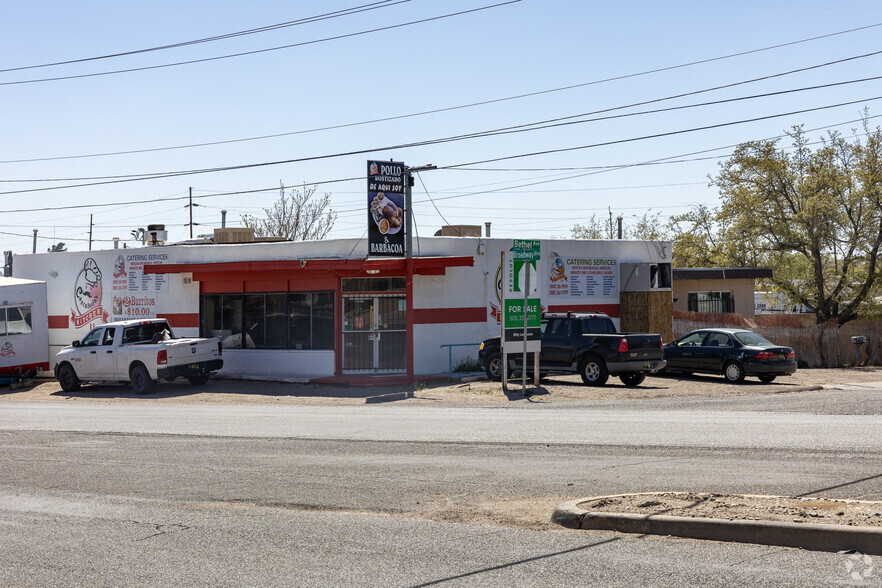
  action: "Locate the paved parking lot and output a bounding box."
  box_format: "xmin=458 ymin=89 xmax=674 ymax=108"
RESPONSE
xmin=3 ymin=366 xmax=882 ymax=406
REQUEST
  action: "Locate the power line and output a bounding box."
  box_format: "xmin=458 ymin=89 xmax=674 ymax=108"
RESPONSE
xmin=0 ymin=2 xmax=406 ymax=74
xmin=3 ymin=32 xmax=879 ymax=165
xmin=0 ymin=2 xmax=521 ymax=87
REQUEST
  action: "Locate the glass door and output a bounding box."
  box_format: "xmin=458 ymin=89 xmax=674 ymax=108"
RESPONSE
xmin=343 ymin=294 xmax=407 ymax=372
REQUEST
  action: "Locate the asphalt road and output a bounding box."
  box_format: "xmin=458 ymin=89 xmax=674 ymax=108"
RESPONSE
xmin=1 ymin=380 xmax=881 ymax=586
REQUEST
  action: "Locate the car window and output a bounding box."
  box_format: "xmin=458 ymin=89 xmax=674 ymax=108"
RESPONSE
xmin=677 ymin=332 xmax=706 ymax=347
xmin=81 ymin=328 xmax=102 ymax=347
xmin=102 ymin=328 xmax=116 ymax=345
xmin=704 ymin=332 xmax=732 ymax=347
xmin=582 ymin=317 xmax=616 ymax=334
xmin=546 ymin=319 xmax=570 ymax=339
xmin=734 ymin=331 xmax=774 ymax=346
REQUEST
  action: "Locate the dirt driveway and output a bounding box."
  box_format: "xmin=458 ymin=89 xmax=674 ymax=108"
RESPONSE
xmin=3 ymin=366 xmax=882 ymax=406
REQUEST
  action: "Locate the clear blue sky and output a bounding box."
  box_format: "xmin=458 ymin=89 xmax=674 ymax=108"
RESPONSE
xmin=2 ymin=0 xmax=881 ymax=252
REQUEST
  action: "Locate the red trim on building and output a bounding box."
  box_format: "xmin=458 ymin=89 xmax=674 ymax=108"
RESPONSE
xmin=546 ymin=303 xmax=621 ymax=317
xmin=0 ymin=362 xmax=50 ymax=375
xmin=145 ymin=256 xmax=474 ymax=278
xmin=157 ymin=313 xmax=200 ymax=328
xmin=413 ymin=307 xmax=486 ymax=324
xmin=48 ymin=315 xmax=69 ymax=329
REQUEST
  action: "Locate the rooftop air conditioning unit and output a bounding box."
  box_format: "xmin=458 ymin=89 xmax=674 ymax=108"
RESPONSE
xmin=146 ymin=224 xmax=167 ymax=247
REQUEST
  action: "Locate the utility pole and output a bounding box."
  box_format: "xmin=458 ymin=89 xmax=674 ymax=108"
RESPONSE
xmin=88 ymin=215 xmax=93 ymax=251
xmin=189 ymin=187 xmax=193 ymax=238
xmin=32 ymin=229 xmax=38 ymax=254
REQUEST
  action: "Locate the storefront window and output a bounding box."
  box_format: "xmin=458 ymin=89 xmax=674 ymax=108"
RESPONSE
xmin=201 ymin=292 xmax=334 ymax=351
xmin=201 ymin=294 xmax=245 ymax=349
xmin=342 ymin=277 xmax=405 ymax=293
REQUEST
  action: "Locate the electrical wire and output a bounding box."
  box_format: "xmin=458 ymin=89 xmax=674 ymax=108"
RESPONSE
xmin=0 ymin=1 xmax=406 ymax=74
xmin=0 ymin=2 xmax=521 ymax=87
xmin=3 ymin=40 xmax=879 ymax=165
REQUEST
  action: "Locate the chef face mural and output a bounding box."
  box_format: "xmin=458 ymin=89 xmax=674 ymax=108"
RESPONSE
xmin=71 ymin=258 xmax=109 ymax=328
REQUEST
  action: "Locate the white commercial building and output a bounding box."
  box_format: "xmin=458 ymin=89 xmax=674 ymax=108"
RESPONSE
xmin=11 ymin=234 xmax=672 ymax=383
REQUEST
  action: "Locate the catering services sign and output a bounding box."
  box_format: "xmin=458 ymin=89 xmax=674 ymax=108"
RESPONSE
xmin=367 ymin=161 xmax=406 ymax=257
xmin=547 ymin=253 xmax=618 ymax=298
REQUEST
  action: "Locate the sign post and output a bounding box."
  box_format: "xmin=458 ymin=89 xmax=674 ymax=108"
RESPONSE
xmin=503 ymin=240 xmax=541 ymax=395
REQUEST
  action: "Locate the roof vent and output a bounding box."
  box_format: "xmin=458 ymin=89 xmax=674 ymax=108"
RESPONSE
xmin=146 ymin=224 xmax=167 ymax=247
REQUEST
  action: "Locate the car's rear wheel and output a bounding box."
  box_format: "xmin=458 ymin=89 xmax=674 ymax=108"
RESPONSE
xmin=579 ymin=355 xmax=609 ymax=386
xmin=619 ymin=372 xmax=646 ymax=387
xmin=58 ymin=364 xmax=80 ymax=392
xmin=130 ymin=364 xmax=154 ymax=395
xmin=723 ymin=361 xmax=746 ymax=384
xmin=484 ymin=352 xmax=503 ymax=382
xmin=188 ymin=374 xmax=210 ymax=386
xmin=758 ymin=375 xmax=776 ymax=383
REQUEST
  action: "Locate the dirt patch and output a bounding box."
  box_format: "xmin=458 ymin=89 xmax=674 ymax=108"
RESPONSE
xmin=578 ymin=492 xmax=882 ymax=527
xmin=2 ymin=366 xmax=882 ymax=406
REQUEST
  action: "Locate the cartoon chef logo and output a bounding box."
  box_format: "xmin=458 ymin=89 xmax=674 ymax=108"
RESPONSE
xmin=368 ymin=161 xmax=379 ymax=176
xmin=113 ymin=255 xmax=126 ymax=278
xmin=71 ymin=258 xmax=109 ymax=328
xmin=0 ymin=341 xmax=14 ymax=357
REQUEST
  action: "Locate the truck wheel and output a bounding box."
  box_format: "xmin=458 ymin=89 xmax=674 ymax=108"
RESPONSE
xmin=723 ymin=361 xmax=745 ymax=384
xmin=619 ymin=372 xmax=646 ymax=387
xmin=130 ymin=364 xmax=155 ymax=395
xmin=58 ymin=364 xmax=81 ymax=392
xmin=188 ymin=374 xmax=210 ymax=386
xmin=579 ymin=355 xmax=609 ymax=386
xmin=484 ymin=352 xmax=503 ymax=382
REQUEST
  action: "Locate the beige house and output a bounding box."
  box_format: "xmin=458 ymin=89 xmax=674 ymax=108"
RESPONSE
xmin=672 ymin=267 xmax=773 ymax=319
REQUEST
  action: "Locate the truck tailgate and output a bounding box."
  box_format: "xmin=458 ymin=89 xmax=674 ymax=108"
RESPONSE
xmin=165 ymin=338 xmax=219 ymax=365
xmin=625 ymin=334 xmax=664 ymax=359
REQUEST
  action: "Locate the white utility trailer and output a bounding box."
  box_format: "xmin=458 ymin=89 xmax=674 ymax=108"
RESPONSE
xmin=0 ymin=277 xmax=49 ymax=383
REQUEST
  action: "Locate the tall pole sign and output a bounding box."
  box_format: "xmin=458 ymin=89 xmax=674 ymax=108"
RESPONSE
xmin=367 ymin=161 xmax=406 ymax=257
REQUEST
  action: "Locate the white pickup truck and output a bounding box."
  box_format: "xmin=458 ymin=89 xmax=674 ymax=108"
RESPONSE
xmin=55 ymin=319 xmax=223 ymax=394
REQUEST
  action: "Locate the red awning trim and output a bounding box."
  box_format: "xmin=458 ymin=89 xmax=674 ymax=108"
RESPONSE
xmin=145 ymin=256 xmax=474 ymax=276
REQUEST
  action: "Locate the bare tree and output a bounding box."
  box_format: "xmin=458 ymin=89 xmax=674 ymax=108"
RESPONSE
xmin=242 ymin=183 xmax=337 ymax=240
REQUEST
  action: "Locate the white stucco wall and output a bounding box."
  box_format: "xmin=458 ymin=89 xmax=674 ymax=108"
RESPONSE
xmin=12 ymin=235 xmax=672 ymax=378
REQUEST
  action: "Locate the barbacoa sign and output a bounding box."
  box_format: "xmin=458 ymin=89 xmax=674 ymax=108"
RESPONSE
xmin=367 ymin=161 xmax=406 ymax=257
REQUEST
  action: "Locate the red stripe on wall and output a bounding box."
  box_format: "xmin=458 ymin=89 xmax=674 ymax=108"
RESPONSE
xmin=0 ymin=362 xmax=50 ymax=375
xmin=48 ymin=315 xmax=69 ymax=329
xmin=546 ymin=304 xmax=620 ymax=318
xmin=413 ymin=307 xmax=486 ymax=324
xmin=157 ymin=313 xmax=200 ymax=328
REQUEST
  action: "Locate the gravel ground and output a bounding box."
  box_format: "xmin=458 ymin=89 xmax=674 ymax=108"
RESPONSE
xmin=3 ymin=366 xmax=882 ymax=405
xmin=578 ymin=492 xmax=882 ymax=528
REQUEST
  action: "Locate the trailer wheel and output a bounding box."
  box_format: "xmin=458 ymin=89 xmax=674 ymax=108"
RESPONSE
xmin=58 ymin=364 xmax=80 ymax=392
xmin=130 ymin=364 xmax=154 ymax=395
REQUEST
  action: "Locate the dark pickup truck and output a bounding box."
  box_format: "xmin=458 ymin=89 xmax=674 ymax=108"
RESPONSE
xmin=478 ymin=311 xmax=666 ymax=387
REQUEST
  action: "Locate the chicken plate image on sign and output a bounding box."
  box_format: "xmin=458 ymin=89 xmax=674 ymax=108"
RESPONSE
xmin=367 ymin=160 xmax=406 ymax=257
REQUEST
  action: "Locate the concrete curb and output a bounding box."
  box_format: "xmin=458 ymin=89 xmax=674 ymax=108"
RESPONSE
xmin=553 ymin=497 xmax=882 ymax=555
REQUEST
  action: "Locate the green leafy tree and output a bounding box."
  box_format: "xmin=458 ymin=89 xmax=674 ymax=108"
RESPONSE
xmin=572 ymin=210 xmax=668 ymax=240
xmin=242 ymin=183 xmax=337 ymax=241
xmin=710 ymin=122 xmax=882 ymax=325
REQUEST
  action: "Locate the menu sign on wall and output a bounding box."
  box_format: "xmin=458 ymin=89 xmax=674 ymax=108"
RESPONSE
xmin=548 ymin=254 xmax=618 ymax=298
xmin=367 ymin=161 xmax=406 ymax=257
xmin=110 ymin=251 xmax=170 ymax=321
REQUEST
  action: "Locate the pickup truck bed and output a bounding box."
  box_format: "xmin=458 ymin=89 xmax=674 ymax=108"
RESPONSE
xmin=478 ymin=311 xmax=665 ymax=387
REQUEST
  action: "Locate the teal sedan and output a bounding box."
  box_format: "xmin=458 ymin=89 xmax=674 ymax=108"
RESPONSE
xmin=663 ymin=328 xmax=797 ymax=383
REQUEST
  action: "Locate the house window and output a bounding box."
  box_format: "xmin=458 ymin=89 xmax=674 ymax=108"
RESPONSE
xmin=200 ymin=292 xmax=335 ymax=350
xmin=687 ymin=291 xmax=734 ymax=313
